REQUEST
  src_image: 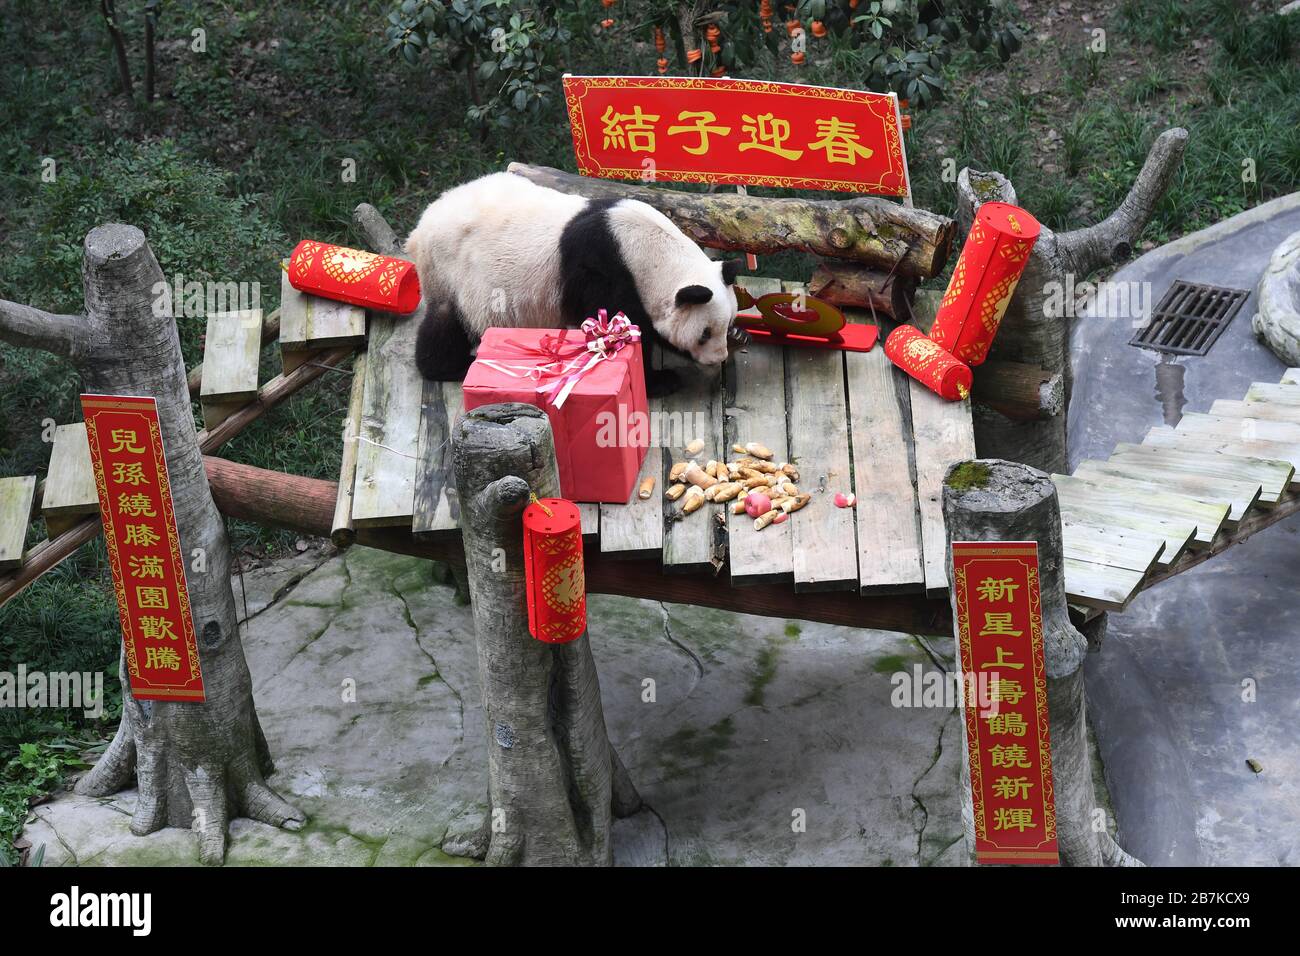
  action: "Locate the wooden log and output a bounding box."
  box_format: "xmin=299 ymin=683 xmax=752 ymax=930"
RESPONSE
xmin=331 ymin=348 xmax=369 ymax=548
xmin=506 ymin=162 xmax=955 ymax=279
xmin=451 ymin=402 xmax=637 ymax=865
xmin=943 ymin=458 xmax=1140 ymax=867
xmin=972 ymin=360 xmax=1064 ymax=422
xmin=197 ymin=454 xmax=953 ymax=635
xmin=806 ymin=260 xmax=917 ymax=318
xmin=0 ymin=476 xmax=35 ymax=571
xmin=1 ymin=224 xmax=305 ymax=865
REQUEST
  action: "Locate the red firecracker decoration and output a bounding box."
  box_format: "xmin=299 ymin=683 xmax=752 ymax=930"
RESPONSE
xmin=928 ymin=201 xmax=1041 ymax=366
xmin=706 ymin=24 xmax=721 ymax=53
xmin=288 ymin=240 xmax=421 ymax=314
xmin=760 ymin=0 xmax=774 ymax=32
xmin=791 ymin=50 xmax=806 ymax=65
xmin=601 ymin=17 xmax=614 ymax=28
xmin=885 ymin=324 xmax=972 ymax=402
xmin=711 ymin=64 xmax=727 ymax=76
xmin=522 ymin=497 xmax=587 ymax=644
xmin=787 ymin=19 xmax=801 ymax=36
xmin=811 ymin=20 xmax=827 ymax=38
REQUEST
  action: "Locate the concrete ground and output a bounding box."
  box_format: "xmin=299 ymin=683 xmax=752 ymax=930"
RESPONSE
xmin=1071 ymin=193 xmax=1300 ymax=866
xmin=23 ymin=546 xmax=964 ymax=866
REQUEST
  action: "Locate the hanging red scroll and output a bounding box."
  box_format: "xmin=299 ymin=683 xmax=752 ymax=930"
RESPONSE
xmin=951 ymin=540 xmax=1058 ymax=865
xmin=81 ymin=394 xmax=206 ymax=702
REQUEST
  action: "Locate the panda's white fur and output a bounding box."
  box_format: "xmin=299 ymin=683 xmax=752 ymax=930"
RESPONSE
xmin=405 ymin=172 xmax=739 ymax=393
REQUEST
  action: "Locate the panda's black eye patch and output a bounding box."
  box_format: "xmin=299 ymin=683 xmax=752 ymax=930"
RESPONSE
xmin=699 ymin=327 xmax=713 ymax=345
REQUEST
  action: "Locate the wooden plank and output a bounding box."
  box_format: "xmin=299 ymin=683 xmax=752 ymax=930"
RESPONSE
xmin=911 ymin=377 xmax=976 ymax=596
xmin=1282 ymin=368 xmax=1300 ymax=386
xmin=332 ymin=349 xmax=370 ymax=545
xmin=0 ymin=476 xmax=36 ymax=571
xmin=41 ymin=422 xmax=99 ymax=536
xmin=725 ymin=277 xmax=793 ymax=586
xmin=1209 ymin=398 xmax=1300 ymax=425
xmin=1245 ymin=382 xmax=1300 ymax=406
xmin=412 ymin=380 xmax=463 ymax=538
xmin=657 ymin=344 xmax=724 ymax=573
xmin=844 ymin=310 xmax=924 ymax=593
xmin=1057 ymin=494 xmax=1193 ymax=566
xmin=1059 ymin=518 xmax=1164 ymax=574
xmin=577 ymin=503 xmax=600 ymax=539
xmin=279 ymin=271 xmax=367 ymax=373
xmin=782 ymin=281 xmax=856 ymax=591
xmin=1177 ymin=412 xmax=1300 ymax=445
xmin=1143 ymin=427 xmax=1300 ymax=488
xmin=1112 ymin=441 xmax=1289 ymax=503
xmin=199 ymin=309 xmax=262 ymax=430
xmin=351 ymin=313 xmax=422 ymax=529
xmin=1074 ymin=460 xmax=1258 ymax=523
xmin=1063 ymin=557 xmax=1146 ymax=612
xmin=1054 ymin=472 xmax=1227 ymax=545
xmin=598 ymin=444 xmax=662 ymax=558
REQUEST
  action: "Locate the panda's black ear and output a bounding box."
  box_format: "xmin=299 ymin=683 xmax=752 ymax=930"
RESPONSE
xmin=675 ymin=285 xmax=714 ymax=306
xmin=720 ymin=259 xmax=743 ymax=286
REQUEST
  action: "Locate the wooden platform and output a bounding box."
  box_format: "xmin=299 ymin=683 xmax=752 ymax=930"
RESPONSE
xmin=7 ymin=275 xmax=1300 ymax=621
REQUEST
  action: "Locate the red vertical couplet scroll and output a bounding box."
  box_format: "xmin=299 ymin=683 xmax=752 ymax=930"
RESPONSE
xmin=81 ymin=395 xmax=206 ymax=702
xmin=951 ymin=541 xmax=1057 ymax=865
xmin=563 ymin=75 xmax=910 ymax=196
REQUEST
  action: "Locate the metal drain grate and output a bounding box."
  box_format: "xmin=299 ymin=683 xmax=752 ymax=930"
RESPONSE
xmin=1130 ymin=280 xmax=1249 ymax=356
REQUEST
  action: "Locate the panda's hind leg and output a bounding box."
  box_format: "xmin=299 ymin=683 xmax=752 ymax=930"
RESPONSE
xmin=415 ymin=301 xmax=475 ymax=381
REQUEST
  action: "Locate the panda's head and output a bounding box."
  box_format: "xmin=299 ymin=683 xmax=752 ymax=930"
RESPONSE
xmin=606 ymin=201 xmax=739 ymax=367
xmin=665 ymin=258 xmax=741 ymax=367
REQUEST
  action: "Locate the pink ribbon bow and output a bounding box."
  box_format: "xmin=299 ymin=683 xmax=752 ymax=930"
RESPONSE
xmin=478 ymin=311 xmax=640 ymax=408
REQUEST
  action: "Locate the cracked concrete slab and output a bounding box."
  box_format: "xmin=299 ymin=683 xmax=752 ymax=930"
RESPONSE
xmin=23 ymin=546 xmax=963 ymax=866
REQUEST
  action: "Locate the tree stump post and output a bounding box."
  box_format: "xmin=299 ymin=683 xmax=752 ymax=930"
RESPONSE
xmin=956 ymin=128 xmax=1188 ymax=475
xmin=451 ymin=403 xmax=639 ymax=865
xmin=942 ymin=458 xmax=1139 ymax=867
xmin=0 ymin=224 xmax=304 ymax=864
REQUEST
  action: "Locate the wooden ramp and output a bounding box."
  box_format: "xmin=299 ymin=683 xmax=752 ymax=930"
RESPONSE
xmin=1054 ymin=366 xmax=1300 ymax=612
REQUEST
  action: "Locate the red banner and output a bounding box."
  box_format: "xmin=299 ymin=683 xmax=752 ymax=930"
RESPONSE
xmin=951 ymin=541 xmax=1057 ymax=865
xmin=563 ymin=75 xmax=910 ymax=196
xmin=81 ymin=395 xmax=205 ymax=702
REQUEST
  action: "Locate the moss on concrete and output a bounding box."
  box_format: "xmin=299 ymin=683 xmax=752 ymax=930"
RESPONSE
xmin=946 ymin=461 xmax=991 ymax=491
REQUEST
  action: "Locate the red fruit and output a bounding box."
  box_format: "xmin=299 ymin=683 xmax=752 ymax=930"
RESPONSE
xmin=744 ymin=491 xmax=772 ymax=517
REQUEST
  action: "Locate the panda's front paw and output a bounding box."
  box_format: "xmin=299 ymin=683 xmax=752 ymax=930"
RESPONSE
xmin=647 ymin=368 xmax=682 ymax=397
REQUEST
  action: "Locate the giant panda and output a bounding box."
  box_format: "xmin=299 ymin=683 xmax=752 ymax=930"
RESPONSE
xmin=406 ymin=172 xmax=741 ymax=396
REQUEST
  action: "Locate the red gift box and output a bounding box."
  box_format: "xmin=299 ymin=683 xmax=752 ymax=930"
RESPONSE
xmin=463 ymin=322 xmax=649 ymax=503
xmin=288 ymin=239 xmax=421 ymax=314
xmin=885 ymin=324 xmax=972 ymax=402
xmin=928 ymin=202 xmax=1041 ymax=366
